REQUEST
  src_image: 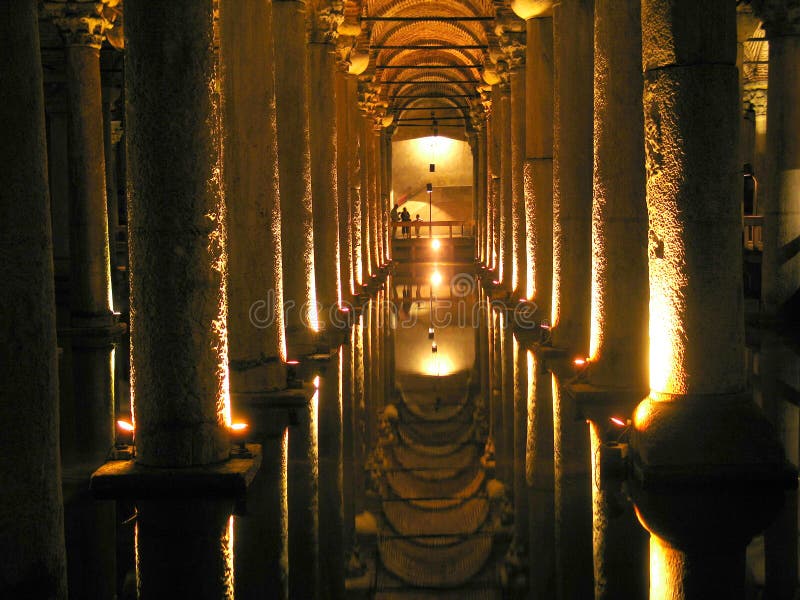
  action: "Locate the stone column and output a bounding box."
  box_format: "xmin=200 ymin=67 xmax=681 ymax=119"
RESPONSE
xmin=352 ymin=315 xmax=367 ymax=517
xmin=550 ymin=2 xmax=595 ymax=599
xmin=45 ymin=0 xmax=123 ymax=469
xmin=341 ymin=328 xmax=358 ymax=570
xmin=586 ymin=1 xmax=650 ymax=597
xmin=336 ymin=60 xmax=354 ymax=299
xmin=0 ymin=1 xmax=68 ymax=595
xmin=102 ymin=85 xmax=121 ymax=273
xmin=310 ymin=5 xmax=343 ymax=322
xmin=274 ymin=0 xmax=317 ymax=355
xmin=371 ymin=129 xmax=383 ymax=268
xmin=500 ymin=312 xmax=516 ymax=490
xmin=498 ymin=74 xmax=513 ymax=289
xmin=126 ymin=0 xmax=229 ymax=465
xmin=757 ymin=0 xmax=800 ymax=320
xmin=220 ymin=0 xmax=287 ymax=396
xmin=501 ymin=27 xmax=528 ymax=297
xmin=632 ymin=1 xmax=790 ymax=598
xmin=316 ymin=352 xmax=345 ymax=599
xmin=135 ymin=500 xmax=234 ymax=599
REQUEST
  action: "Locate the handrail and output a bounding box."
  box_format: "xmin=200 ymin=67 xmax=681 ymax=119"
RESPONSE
xmin=391 ymin=219 xmax=473 ymax=238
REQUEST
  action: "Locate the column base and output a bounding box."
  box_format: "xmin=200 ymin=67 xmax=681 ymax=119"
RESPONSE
xmin=90 ymin=443 xmax=262 ymax=499
xmin=630 ymin=392 xmax=795 ymax=564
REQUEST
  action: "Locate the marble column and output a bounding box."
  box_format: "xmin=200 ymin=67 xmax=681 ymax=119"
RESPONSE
xmin=0 ymin=1 xmax=67 ymax=595
xmin=126 ymin=0 xmax=229 ymax=466
xmin=310 ymin=7 xmax=342 ymax=322
xmin=550 ymin=1 xmax=595 ymax=598
xmin=220 ymin=0 xmax=287 ymax=396
xmin=274 ymin=0 xmax=317 ymax=355
xmin=371 ymin=129 xmax=383 ymax=268
xmin=632 ymin=1 xmax=789 ymax=598
xmin=757 ymin=0 xmax=800 ymax=320
xmin=587 ymin=1 xmax=650 ymax=597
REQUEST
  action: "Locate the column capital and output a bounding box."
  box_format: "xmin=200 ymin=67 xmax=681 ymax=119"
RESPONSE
xmin=41 ymin=0 xmax=119 ymax=48
xmin=743 ymin=86 xmax=768 ymax=116
xmin=496 ymin=17 xmax=527 ymax=70
xmin=751 ymin=0 xmax=800 ymax=36
xmin=309 ymin=1 xmax=344 ymax=44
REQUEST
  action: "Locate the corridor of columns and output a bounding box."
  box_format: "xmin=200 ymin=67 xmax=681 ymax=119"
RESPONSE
xmin=2 ymin=0 xmax=800 ymax=599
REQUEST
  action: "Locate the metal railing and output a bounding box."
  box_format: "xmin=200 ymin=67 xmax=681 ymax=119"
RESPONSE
xmin=744 ymin=215 xmax=763 ymax=251
xmin=391 ymin=220 xmax=473 ymax=239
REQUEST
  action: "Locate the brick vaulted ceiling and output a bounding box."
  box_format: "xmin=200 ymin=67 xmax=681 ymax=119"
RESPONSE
xmin=340 ymin=0 xmax=518 ymax=140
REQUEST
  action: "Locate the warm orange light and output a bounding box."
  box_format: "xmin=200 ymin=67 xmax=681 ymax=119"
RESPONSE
xmin=573 ymin=358 xmax=588 ymax=367
xmin=431 ymin=271 xmax=443 ymax=286
xmin=313 ymin=375 xmax=320 ymax=389
xmin=431 ymin=239 xmax=441 ymax=251
xmin=431 ymin=341 xmax=438 ymax=353
xmin=230 ymin=422 xmax=248 ymax=432
xmin=117 ymin=419 xmax=134 ymax=432
xmin=610 ymin=417 xmax=627 ymax=427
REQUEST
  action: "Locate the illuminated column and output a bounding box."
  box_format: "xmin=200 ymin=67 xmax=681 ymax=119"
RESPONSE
xmin=632 ymin=1 xmax=789 ymax=598
xmin=316 ymin=352 xmax=345 ymax=598
xmin=522 ymin=12 xmax=554 ymax=310
xmin=126 ymin=0 xmax=229 ymax=465
xmin=371 ymin=129 xmax=383 ymax=268
xmin=501 ymin=28 xmax=528 ymax=297
xmin=498 ymin=71 xmax=513 ymax=288
xmin=310 ymin=6 xmax=342 ymax=320
xmin=587 ymin=0 xmax=649 ymax=597
xmin=336 ymin=61 xmax=354 ymax=299
xmin=0 ymin=2 xmax=67 ymax=594
xmin=758 ymin=1 xmax=800 ymax=320
xmin=102 ymin=85 xmax=121 ymax=273
xmin=288 ymin=390 xmax=320 ymax=600
xmin=508 ymin=7 xmax=558 ymax=589
xmin=274 ymin=0 xmax=317 ymax=356
xmin=220 ymin=0 xmax=287 ymax=396
xmin=356 ymin=96 xmax=373 ymax=278
xmin=550 ymin=1 xmax=595 ymax=598
xmin=45 ymin=0 xmax=122 ymax=468
xmin=136 ymin=501 xmax=234 ymax=599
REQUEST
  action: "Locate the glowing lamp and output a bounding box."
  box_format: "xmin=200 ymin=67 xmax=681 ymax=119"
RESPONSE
xmin=229 ymin=422 xmax=250 ymax=455
xmin=610 ymin=417 xmax=627 ymax=427
xmin=432 ymin=239 xmax=441 ymax=251
xmin=116 ymin=419 xmax=134 ymax=447
xmin=431 ymin=342 xmax=438 ymax=354
xmin=286 ymin=360 xmax=300 ymax=366
xmin=428 ymin=327 xmax=435 ymax=340
xmin=492 ymin=280 xmax=500 ymax=285
xmin=431 ymin=272 xmax=442 ymax=286
xmin=313 ymin=375 xmax=320 ymax=389
xmin=573 ymin=357 xmax=588 ymax=370
xmin=426 ymin=183 xmax=433 ymax=193
xmin=117 ymin=419 xmax=134 ymax=432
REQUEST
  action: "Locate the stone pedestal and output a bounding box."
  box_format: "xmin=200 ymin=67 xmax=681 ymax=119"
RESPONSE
xmin=0 ymin=2 xmax=67 ymax=595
